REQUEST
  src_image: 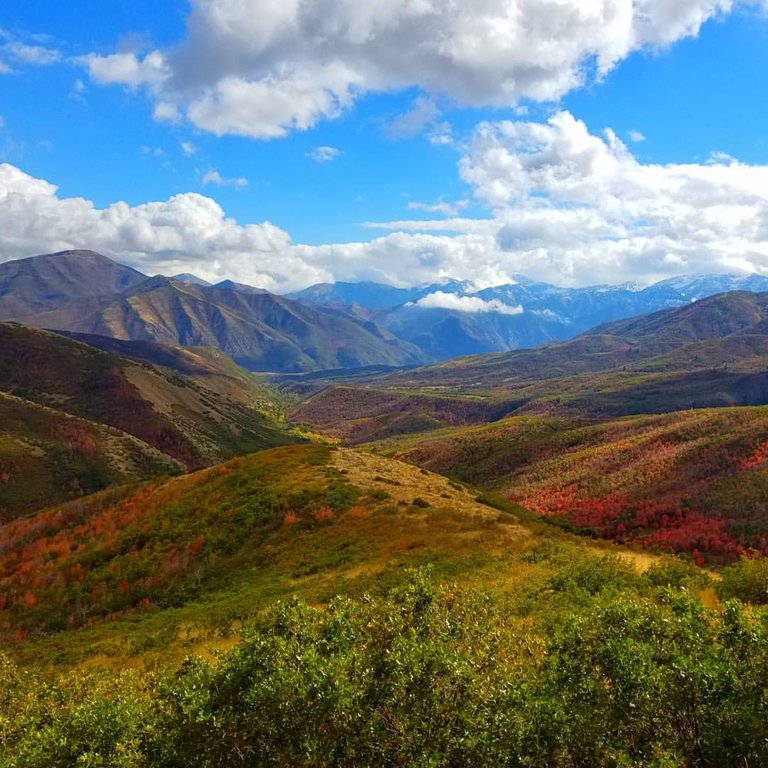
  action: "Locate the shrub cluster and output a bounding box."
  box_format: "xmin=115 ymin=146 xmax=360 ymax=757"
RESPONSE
xmin=3 ymin=567 xmax=768 ymax=767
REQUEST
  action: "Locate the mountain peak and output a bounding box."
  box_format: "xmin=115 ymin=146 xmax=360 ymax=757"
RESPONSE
xmin=172 ymin=272 xmax=212 ymax=287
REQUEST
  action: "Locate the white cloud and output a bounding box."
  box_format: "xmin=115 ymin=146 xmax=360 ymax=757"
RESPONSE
xmin=408 ymin=199 xmax=468 ymax=217
xmin=152 ymin=103 xmax=179 ymax=123
xmin=0 ymin=163 xmax=292 ymax=288
xmin=180 ymin=141 xmax=198 ymax=157
xmin=451 ymin=110 xmax=768 ymax=284
xmin=307 ymin=146 xmax=342 ymax=163
xmin=80 ymin=0 xmax=755 ymax=139
xmin=82 ymin=51 xmax=169 ymax=88
xmin=201 ymin=169 xmax=248 ymax=187
xmin=5 ymin=107 xmax=768 ymax=295
xmin=415 ymin=291 xmax=523 ymax=315
xmin=3 ymin=42 xmax=60 ymax=66
xmin=0 ymin=61 xmax=11 ymax=74
xmin=628 ymin=129 xmax=645 ymax=142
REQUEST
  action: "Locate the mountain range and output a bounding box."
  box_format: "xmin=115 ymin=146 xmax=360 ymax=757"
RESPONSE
xmin=288 ymin=272 xmax=768 ymax=360
xmin=4 ymin=249 xmax=768 ymax=370
xmin=290 ymin=290 xmax=768 ymax=441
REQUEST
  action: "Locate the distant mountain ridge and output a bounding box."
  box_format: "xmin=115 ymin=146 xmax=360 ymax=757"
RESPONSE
xmin=290 ymin=290 xmax=768 ymax=442
xmin=0 ymin=251 xmax=426 ymax=372
xmin=288 ymin=273 xmax=768 ymax=360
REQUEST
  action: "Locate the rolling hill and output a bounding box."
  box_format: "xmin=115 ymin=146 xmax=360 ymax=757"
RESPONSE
xmin=6 ymin=441 xmax=768 ymax=768
xmin=0 ymin=442 xmax=533 ymax=661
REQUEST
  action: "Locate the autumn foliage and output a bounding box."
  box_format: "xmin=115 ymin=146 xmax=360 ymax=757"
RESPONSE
xmin=0 ymin=444 xmax=356 ymax=642
xmin=401 ymin=407 xmax=768 ymax=564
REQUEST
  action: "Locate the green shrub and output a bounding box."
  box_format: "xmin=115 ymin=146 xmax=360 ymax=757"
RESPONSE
xmin=717 ymin=556 xmax=768 ymax=603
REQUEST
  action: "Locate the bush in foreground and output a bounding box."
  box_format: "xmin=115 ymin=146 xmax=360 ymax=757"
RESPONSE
xmin=3 ymin=568 xmax=768 ymax=767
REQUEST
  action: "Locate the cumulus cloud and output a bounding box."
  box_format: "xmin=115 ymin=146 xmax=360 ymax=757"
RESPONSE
xmin=180 ymin=141 xmax=198 ymax=156
xmin=415 ymin=291 xmax=524 ymax=314
xmin=79 ymin=0 xmax=758 ymax=139
xmin=4 ymin=106 xmax=768 ymax=294
xmin=82 ymin=51 xmax=169 ymax=88
xmin=0 ymin=163 xmax=293 ymax=288
xmin=451 ymin=110 xmax=768 ymax=284
xmin=627 ymin=129 xmax=645 ymax=142
xmin=307 ymin=145 xmax=342 ymax=163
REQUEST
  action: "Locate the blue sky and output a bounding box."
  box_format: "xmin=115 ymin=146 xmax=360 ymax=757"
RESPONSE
xmin=1 ymin=1 xmax=768 ymax=290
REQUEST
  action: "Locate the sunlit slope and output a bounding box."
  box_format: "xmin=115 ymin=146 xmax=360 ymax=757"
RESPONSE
xmin=0 ymin=443 xmax=607 ymax=667
xmin=392 ymin=407 xmax=768 ymax=562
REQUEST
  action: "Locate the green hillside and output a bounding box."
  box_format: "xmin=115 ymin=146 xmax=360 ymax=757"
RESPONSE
xmin=0 ymin=392 xmax=178 ymax=521
xmin=0 ymin=323 xmax=299 ymax=514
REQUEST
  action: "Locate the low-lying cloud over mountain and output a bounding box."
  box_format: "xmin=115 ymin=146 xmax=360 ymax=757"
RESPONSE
xmin=414 ymin=291 xmax=523 ymax=316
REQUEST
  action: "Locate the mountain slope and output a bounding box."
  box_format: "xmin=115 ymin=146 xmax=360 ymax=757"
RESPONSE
xmin=5 ymin=444 xmax=768 ymax=768
xmin=0 ymin=392 xmax=178 ymax=521
xmin=0 ymin=323 xmax=296 ymax=473
xmin=391 ymin=407 xmax=768 ymax=563
xmin=56 ymin=277 xmax=426 ymax=372
xmin=289 ymin=273 xmax=768 ymax=360
xmin=0 ymin=251 xmax=426 ymax=372
xmin=290 ymin=290 xmax=768 ymax=439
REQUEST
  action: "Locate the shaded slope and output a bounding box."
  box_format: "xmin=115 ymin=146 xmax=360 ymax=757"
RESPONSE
xmin=0 ymin=392 xmax=179 ymax=522
xmin=0 ymin=323 xmax=296 ymax=470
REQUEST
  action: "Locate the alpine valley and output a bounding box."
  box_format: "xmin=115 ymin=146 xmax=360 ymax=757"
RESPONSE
xmin=4 ymin=249 xmax=768 ymax=767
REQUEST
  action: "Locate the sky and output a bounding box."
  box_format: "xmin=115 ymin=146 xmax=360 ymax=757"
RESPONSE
xmin=1 ymin=0 xmax=768 ymax=292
